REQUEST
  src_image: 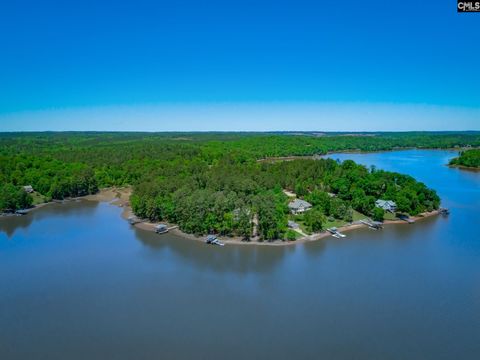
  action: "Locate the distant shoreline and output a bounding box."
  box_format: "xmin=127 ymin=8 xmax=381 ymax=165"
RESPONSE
xmin=257 ymin=147 xmax=461 ymax=163
xmin=447 ymin=164 xmax=480 ymax=172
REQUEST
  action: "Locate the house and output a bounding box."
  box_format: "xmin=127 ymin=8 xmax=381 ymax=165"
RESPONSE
xmin=375 ymin=199 xmax=397 ymax=213
xmin=287 ymin=220 xmax=299 ymax=229
xmin=288 ymin=199 xmax=312 ymax=214
xmin=23 ymin=185 xmax=34 ymax=193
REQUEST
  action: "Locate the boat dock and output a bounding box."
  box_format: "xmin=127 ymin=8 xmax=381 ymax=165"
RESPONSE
xmin=359 ymin=219 xmax=383 ymax=230
xmin=327 ymin=227 xmax=346 ymax=238
xmin=398 ymin=215 xmax=415 ymax=224
xmin=206 ymin=235 xmax=225 ymax=246
xmin=128 ymin=216 xmax=141 ymax=225
xmin=155 ymin=224 xmax=178 ymax=234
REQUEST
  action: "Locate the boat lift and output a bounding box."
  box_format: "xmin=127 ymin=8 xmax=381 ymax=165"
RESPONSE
xmin=206 ymin=235 xmax=225 ymax=246
xmin=327 ymin=227 xmax=346 ymax=238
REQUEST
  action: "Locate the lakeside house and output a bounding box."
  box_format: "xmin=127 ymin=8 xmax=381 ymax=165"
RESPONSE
xmin=288 ymin=199 xmax=312 ymax=214
xmin=23 ymin=185 xmax=34 ymax=193
xmin=375 ymin=199 xmax=397 ymax=213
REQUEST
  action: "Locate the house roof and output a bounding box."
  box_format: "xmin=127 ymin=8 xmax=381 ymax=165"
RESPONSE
xmin=288 ymin=199 xmax=312 ymax=209
xmin=375 ymin=199 xmax=396 ymax=207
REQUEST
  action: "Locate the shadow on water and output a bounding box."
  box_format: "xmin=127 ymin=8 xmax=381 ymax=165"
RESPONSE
xmin=0 ymin=200 xmax=99 ymax=239
xmin=132 ymin=225 xmax=310 ymax=274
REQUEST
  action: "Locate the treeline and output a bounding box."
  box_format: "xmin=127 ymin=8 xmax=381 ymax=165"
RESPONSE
xmin=0 ymin=184 xmax=32 ymax=212
xmin=0 ymin=132 xmax=448 ymax=232
xmin=131 ymin=158 xmax=439 ymax=240
xmin=0 ymin=154 xmax=98 ymax=210
xmin=201 ymin=132 xmax=480 ymax=160
xmin=449 ymin=149 xmax=480 ymax=168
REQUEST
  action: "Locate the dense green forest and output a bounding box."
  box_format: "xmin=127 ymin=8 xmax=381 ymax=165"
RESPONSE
xmin=1 ymin=132 xmax=472 ymax=239
xmin=449 ymin=149 xmax=480 ymax=168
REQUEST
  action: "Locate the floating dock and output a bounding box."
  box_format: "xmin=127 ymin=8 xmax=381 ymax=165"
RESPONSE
xmin=359 ymin=219 xmax=383 ymax=230
xmin=128 ymin=216 xmax=141 ymax=225
xmin=327 ymin=227 xmax=346 ymax=238
xmin=439 ymin=207 xmax=450 ymax=216
xmin=206 ymin=235 xmax=225 ymax=246
xmin=155 ymin=224 xmax=178 ymax=234
xmin=398 ymin=215 xmax=415 ymax=224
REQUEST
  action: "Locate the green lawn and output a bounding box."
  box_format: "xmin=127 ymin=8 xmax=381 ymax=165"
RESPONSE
xmin=383 ymin=212 xmax=398 ymax=221
xmin=31 ymin=192 xmax=47 ymax=206
xmin=352 ymin=210 xmax=366 ymax=221
xmin=289 ymin=209 xmax=369 ymax=233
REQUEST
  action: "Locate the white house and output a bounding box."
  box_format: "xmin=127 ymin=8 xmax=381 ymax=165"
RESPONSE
xmin=375 ymin=199 xmax=397 ymax=213
xmin=288 ymin=199 xmax=312 ymax=214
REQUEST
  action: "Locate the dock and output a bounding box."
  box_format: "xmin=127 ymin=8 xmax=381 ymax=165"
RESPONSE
xmin=359 ymin=219 xmax=383 ymax=230
xmin=398 ymin=215 xmax=415 ymax=224
xmin=155 ymin=224 xmax=178 ymax=234
xmin=327 ymin=227 xmax=346 ymax=238
xmin=206 ymin=235 xmax=225 ymax=246
xmin=439 ymin=207 xmax=450 ymax=216
xmin=128 ymin=216 xmax=141 ymax=225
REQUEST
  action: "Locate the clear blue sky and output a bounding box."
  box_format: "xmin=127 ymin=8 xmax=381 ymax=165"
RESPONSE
xmin=0 ymin=0 xmax=478 ymax=130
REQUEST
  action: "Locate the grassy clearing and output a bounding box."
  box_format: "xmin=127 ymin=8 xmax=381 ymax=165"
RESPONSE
xmin=289 ymin=209 xmax=369 ymax=233
xmin=383 ymin=212 xmax=398 ymax=221
xmin=31 ymin=192 xmax=46 ymax=205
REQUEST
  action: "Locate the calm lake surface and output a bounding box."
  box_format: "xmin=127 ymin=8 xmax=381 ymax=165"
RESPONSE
xmin=1 ymin=149 xmax=479 ymax=360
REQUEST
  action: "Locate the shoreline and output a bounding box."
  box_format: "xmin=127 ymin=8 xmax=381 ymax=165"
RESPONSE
xmin=85 ymin=188 xmax=441 ymax=247
xmin=447 ymin=164 xmax=480 ymax=172
xmin=257 ymin=147 xmax=462 ymax=164
xmin=2 ymin=187 xmax=442 ymax=246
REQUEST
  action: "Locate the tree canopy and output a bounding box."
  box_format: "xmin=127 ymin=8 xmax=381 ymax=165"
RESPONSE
xmin=0 ymin=132 xmax=452 ymax=237
xmin=449 ymin=149 xmax=480 ymax=168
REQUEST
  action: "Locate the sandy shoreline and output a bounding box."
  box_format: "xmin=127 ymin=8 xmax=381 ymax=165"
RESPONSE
xmin=84 ymin=188 xmax=440 ymax=246
xmin=447 ymin=164 xmax=480 ymax=172
xmin=4 ymin=187 xmax=441 ymax=246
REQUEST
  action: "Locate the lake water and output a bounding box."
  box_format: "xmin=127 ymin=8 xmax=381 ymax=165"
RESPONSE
xmin=1 ymin=150 xmax=479 ymax=360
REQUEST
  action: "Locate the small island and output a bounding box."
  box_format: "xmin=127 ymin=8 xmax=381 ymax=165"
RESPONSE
xmin=449 ymin=149 xmax=480 ymax=169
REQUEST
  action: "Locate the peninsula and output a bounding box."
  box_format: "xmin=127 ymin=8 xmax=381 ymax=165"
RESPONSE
xmin=449 ymin=148 xmax=480 ymax=169
xmin=1 ymin=132 xmax=476 ymax=243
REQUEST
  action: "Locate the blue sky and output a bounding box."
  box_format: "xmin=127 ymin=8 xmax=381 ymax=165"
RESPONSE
xmin=0 ymin=0 xmax=479 ymax=131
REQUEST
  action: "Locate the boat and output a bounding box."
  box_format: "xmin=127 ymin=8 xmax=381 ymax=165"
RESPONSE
xmin=155 ymin=224 xmax=169 ymax=234
xmin=206 ymin=235 xmax=224 ymax=246
xmin=15 ymin=209 xmax=29 ymax=215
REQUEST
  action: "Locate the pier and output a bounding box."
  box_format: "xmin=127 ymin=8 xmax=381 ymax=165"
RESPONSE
xmin=398 ymin=215 xmax=415 ymax=224
xmin=327 ymin=227 xmax=346 ymax=238
xmin=359 ymin=219 xmax=383 ymax=230
xmin=155 ymin=224 xmax=179 ymax=234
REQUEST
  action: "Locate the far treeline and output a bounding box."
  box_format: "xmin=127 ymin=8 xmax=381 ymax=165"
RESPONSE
xmin=449 ymin=149 xmax=480 ymax=169
xmin=1 ymin=132 xmax=475 ymax=239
